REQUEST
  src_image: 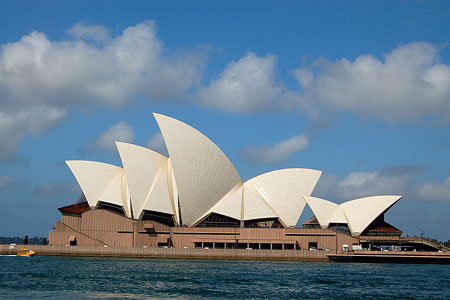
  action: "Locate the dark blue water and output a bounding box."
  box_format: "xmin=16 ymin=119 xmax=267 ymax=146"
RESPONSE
xmin=0 ymin=255 xmax=449 ymax=299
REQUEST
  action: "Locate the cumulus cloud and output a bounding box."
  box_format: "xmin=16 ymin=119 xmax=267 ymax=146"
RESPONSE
xmin=0 ymin=21 xmax=204 ymax=161
xmin=67 ymin=23 xmax=110 ymax=42
xmin=146 ymin=132 xmax=168 ymax=156
xmin=1 ymin=21 xmax=202 ymax=107
xmin=0 ymin=107 xmax=65 ymax=161
xmin=314 ymin=165 xmax=450 ymax=203
xmin=240 ymin=134 xmax=309 ymax=164
xmin=198 ymin=52 xmax=290 ymax=113
xmin=417 ymin=176 xmax=450 ymax=201
xmin=87 ymin=121 xmax=135 ymax=152
xmin=293 ymin=42 xmax=450 ymax=122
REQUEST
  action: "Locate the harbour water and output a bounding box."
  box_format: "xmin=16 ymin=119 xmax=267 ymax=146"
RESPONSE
xmin=0 ymin=255 xmax=449 ymax=299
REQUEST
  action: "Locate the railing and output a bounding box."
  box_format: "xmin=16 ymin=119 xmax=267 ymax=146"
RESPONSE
xmin=414 ymin=237 xmax=450 ymax=252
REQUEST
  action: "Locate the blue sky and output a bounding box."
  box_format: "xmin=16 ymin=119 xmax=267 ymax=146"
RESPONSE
xmin=0 ymin=0 xmax=449 ymax=240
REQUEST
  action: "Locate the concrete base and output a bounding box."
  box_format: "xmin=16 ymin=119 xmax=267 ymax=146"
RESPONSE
xmin=328 ymin=251 xmax=450 ymax=264
xmin=1 ymin=244 xmax=330 ymax=262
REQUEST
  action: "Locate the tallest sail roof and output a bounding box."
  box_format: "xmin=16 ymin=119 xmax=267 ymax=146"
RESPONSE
xmin=153 ymin=113 xmax=243 ymax=226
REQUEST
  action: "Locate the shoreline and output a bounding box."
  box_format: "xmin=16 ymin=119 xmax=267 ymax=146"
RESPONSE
xmin=0 ymin=244 xmax=329 ymax=262
xmin=2 ymin=244 xmax=450 ymax=264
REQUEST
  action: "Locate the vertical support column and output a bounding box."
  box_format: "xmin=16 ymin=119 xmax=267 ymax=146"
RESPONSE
xmin=335 ymin=233 xmax=338 ymax=254
xmin=132 ymin=220 xmax=136 ymax=247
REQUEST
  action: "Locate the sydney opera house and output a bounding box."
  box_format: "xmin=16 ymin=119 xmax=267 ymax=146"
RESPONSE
xmin=49 ymin=113 xmax=406 ymax=251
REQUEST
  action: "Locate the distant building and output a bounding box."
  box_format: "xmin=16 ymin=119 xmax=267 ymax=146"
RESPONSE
xmin=49 ymin=113 xmax=416 ymax=251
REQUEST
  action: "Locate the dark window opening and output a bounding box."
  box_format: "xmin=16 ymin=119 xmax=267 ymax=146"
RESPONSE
xmin=361 ymin=214 xmax=403 ymax=236
xmin=328 ymin=223 xmax=351 ymax=234
xmin=236 ymin=243 xmax=247 ymax=249
xmin=248 ymin=243 xmax=259 ymax=249
xmin=261 ymin=243 xmax=271 ymax=250
xmin=215 ymin=243 xmax=225 ymax=249
xmin=226 ymin=243 xmax=235 ymax=249
xmin=244 ymin=218 xmax=283 ymax=228
xmin=97 ymin=201 xmax=125 ymax=216
xmin=203 ymin=242 xmax=213 ymax=248
xmin=308 ymin=242 xmax=318 ymax=250
xmin=272 ymin=243 xmax=283 ymax=250
xmin=284 ymin=244 xmax=294 ymax=250
xmin=141 ymin=210 xmax=175 ymax=227
xmin=197 ymin=213 xmax=240 ymax=227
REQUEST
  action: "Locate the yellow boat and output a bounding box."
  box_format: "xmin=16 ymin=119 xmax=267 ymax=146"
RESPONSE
xmin=17 ymin=248 xmax=36 ymax=257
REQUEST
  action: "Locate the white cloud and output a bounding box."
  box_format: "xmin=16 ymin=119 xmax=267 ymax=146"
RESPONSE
xmin=146 ymin=132 xmax=168 ymax=156
xmin=90 ymin=121 xmax=135 ymax=152
xmin=0 ymin=21 xmax=202 ymax=107
xmin=0 ymin=107 xmax=65 ymax=161
xmin=314 ymin=165 xmax=450 ymax=203
xmin=240 ymin=134 xmax=308 ymax=164
xmin=314 ymin=166 xmax=424 ymax=201
xmin=67 ymin=23 xmax=110 ymax=42
xmin=417 ymin=176 xmax=450 ymax=201
xmin=198 ymin=52 xmax=289 ymax=113
xmin=0 ymin=21 xmax=204 ymax=161
xmin=293 ymin=42 xmax=450 ymax=122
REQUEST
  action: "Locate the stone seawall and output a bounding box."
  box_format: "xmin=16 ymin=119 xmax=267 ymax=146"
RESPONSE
xmin=328 ymin=250 xmax=450 ymax=264
xmin=1 ymin=244 xmax=330 ymax=262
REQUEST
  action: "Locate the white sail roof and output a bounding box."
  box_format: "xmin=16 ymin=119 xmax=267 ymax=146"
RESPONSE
xmin=243 ymin=185 xmax=279 ymax=221
xmin=303 ymin=196 xmax=338 ymax=228
xmin=154 ymin=113 xmax=242 ymax=226
xmin=120 ymin=174 xmax=132 ymax=218
xmin=98 ymin=170 xmax=125 ymax=207
xmin=329 ymin=206 xmax=347 ymax=224
xmin=167 ymin=159 xmax=180 ymax=225
xmin=340 ymin=195 xmax=402 ymax=235
xmin=66 ymin=160 xmax=123 ymax=208
xmin=304 ymin=195 xmax=403 ymax=236
xmin=116 ymin=142 xmax=168 ymax=219
xmin=247 ymin=168 xmax=322 ymax=227
xmin=201 ymin=184 xmax=244 ymax=222
xmin=142 ymin=159 xmax=174 ymax=215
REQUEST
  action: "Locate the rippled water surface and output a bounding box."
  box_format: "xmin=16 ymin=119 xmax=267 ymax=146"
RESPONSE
xmin=0 ymin=255 xmax=449 ymax=299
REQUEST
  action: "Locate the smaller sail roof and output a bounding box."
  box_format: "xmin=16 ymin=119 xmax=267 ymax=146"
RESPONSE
xmin=303 ymin=196 xmax=337 ymax=228
xmin=66 ymin=160 xmax=123 ymax=208
xmin=340 ymin=195 xmax=402 ymax=235
xmin=116 ymin=142 xmax=169 ymax=219
xmin=305 ymin=195 xmax=403 ymax=236
xmin=247 ymin=168 xmax=322 ymax=227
